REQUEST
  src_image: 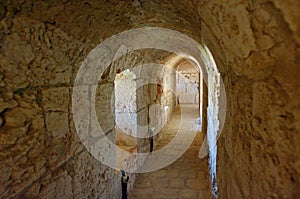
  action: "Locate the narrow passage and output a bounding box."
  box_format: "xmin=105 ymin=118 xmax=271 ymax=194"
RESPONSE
xmin=129 ymin=104 xmax=211 ymax=199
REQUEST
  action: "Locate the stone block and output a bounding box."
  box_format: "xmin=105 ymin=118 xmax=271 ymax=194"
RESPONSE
xmin=185 ymin=82 xmax=198 ymax=94
xmin=38 ymin=170 xmax=73 ymax=199
xmin=94 ymin=84 xmax=115 ymax=135
xmin=3 ymin=108 xmax=29 ymax=128
xmin=42 ymin=87 xmax=70 ymax=112
xmin=137 ymin=86 xmax=147 ymax=111
xmin=46 ymin=112 xmax=69 ymax=138
xmin=67 ymin=151 xmax=118 ymax=199
xmin=178 ymin=94 xmax=197 ymax=104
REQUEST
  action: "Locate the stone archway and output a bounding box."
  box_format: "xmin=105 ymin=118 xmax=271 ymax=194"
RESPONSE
xmin=1 ymin=1 xmax=299 ymax=198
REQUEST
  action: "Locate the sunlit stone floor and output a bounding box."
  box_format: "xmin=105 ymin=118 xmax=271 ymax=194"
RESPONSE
xmin=129 ymin=104 xmax=212 ymax=199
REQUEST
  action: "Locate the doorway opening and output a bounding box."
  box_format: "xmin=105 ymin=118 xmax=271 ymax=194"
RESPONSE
xmin=114 ymin=69 xmax=138 ymax=154
xmin=176 ymin=60 xmax=204 ymax=133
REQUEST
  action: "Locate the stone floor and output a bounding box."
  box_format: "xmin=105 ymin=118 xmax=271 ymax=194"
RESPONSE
xmin=129 ymin=104 xmax=212 ymax=199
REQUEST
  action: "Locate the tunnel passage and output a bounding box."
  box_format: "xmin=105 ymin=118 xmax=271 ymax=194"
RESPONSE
xmin=0 ymin=1 xmax=300 ymax=199
xmin=176 ymin=61 xmax=200 ymax=105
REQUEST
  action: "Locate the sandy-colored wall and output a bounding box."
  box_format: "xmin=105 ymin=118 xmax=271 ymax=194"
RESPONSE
xmin=0 ymin=0 xmax=299 ymax=198
xmin=176 ymin=63 xmax=199 ymax=104
xmin=196 ymin=1 xmax=300 ymax=198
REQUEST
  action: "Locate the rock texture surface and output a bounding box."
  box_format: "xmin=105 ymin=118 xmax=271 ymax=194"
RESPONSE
xmin=129 ymin=105 xmax=211 ymax=199
xmin=0 ymin=0 xmax=299 ymax=198
xmin=176 ymin=61 xmax=200 ymax=104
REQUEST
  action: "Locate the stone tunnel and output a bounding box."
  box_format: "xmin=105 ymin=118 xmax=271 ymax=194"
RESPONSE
xmin=0 ymin=0 xmax=299 ymax=198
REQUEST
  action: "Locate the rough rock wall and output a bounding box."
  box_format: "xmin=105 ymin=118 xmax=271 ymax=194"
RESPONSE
xmin=0 ymin=8 xmax=133 ymax=197
xmin=0 ymin=2 xmax=178 ymax=197
xmin=115 ymin=69 xmax=137 ymax=146
xmin=0 ymin=3 xmax=101 ymax=198
xmin=0 ymin=0 xmax=299 ymax=198
xmin=137 ymin=62 xmax=177 ymax=150
xmin=196 ymin=1 xmax=300 ymax=198
xmin=176 ymin=62 xmax=199 ymax=104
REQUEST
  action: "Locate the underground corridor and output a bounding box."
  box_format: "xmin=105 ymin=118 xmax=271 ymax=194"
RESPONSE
xmin=114 ymin=60 xmax=211 ymax=198
xmin=0 ymin=1 xmax=300 ymax=199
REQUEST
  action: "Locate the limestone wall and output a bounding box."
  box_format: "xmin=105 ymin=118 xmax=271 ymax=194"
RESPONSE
xmin=196 ymin=1 xmax=300 ymax=198
xmin=136 ymin=63 xmax=176 ymax=152
xmin=0 ymin=0 xmax=299 ymax=198
xmin=176 ymin=62 xmax=199 ymax=104
xmin=115 ymin=69 xmax=137 ymax=146
xmin=0 ymin=3 xmax=164 ymax=197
